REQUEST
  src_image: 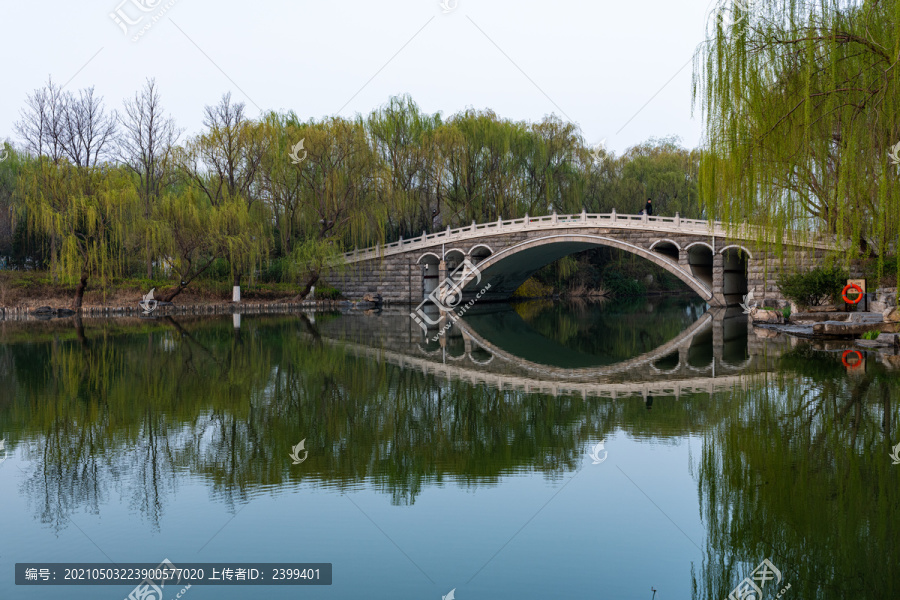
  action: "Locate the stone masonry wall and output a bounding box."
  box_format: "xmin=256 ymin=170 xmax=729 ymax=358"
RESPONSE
xmin=333 ymin=226 xmax=845 ymax=306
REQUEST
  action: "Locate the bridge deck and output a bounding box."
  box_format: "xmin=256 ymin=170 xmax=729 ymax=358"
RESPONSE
xmin=343 ymin=212 xmax=839 ymax=263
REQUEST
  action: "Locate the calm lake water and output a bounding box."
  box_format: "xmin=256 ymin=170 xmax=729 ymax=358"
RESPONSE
xmin=0 ymin=297 xmax=897 ymax=599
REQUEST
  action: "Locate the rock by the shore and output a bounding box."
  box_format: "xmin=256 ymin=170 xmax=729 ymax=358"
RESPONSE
xmin=884 ymin=307 xmax=900 ymax=323
xmin=31 ymin=306 xmax=76 ymax=318
xmin=362 ymin=292 xmax=383 ymax=305
xmin=813 ymin=321 xmax=882 ymax=336
xmin=750 ymin=308 xmax=783 ymax=324
xmin=856 ymin=333 xmax=899 ymax=348
xmin=791 ymin=311 xmax=850 ymax=323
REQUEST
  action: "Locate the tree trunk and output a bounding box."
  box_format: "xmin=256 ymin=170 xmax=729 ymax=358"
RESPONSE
xmin=146 ymin=239 xmax=153 ymax=279
xmin=293 ymin=271 xmax=320 ymax=301
xmin=51 ymin=234 xmax=59 ymax=284
xmin=73 ymin=272 xmax=88 ymax=309
xmin=161 ymin=285 xmax=184 ymax=303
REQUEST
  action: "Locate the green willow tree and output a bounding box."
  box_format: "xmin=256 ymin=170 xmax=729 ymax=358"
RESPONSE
xmin=22 ymin=162 xmax=138 ymax=307
xmin=180 ymin=93 xmax=267 ymax=296
xmin=694 ymin=0 xmax=900 ymax=267
xmin=367 ymin=95 xmax=441 ymax=238
xmin=153 ymin=186 xmax=266 ymax=302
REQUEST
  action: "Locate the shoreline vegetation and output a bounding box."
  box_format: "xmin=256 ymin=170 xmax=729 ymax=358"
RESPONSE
xmin=0 ymin=82 xmax=705 ymax=312
xmin=0 ymin=265 xmax=696 ymax=320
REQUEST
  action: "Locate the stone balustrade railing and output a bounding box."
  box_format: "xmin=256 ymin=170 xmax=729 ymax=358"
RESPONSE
xmin=342 ymin=210 xmax=838 ymax=263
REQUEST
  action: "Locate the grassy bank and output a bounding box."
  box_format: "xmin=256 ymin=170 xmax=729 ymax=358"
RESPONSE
xmin=0 ymin=271 xmax=316 ymax=310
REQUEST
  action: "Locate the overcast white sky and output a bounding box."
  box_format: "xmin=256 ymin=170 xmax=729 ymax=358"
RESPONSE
xmin=1 ymin=0 xmax=719 ymax=155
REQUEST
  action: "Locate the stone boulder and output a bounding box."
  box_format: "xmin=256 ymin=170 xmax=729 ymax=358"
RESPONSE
xmin=362 ymin=292 xmax=383 ymax=305
xmin=750 ymin=308 xmax=783 ymax=324
xmin=883 ymin=307 xmax=900 ymax=323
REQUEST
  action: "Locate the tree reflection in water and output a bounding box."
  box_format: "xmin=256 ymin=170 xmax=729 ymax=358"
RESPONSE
xmin=694 ymin=345 xmax=900 ymax=599
xmin=3 ymin=314 xmax=896 ymax=598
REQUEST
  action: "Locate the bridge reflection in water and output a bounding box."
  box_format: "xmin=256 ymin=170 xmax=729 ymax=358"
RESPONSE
xmin=318 ymin=302 xmax=793 ymax=400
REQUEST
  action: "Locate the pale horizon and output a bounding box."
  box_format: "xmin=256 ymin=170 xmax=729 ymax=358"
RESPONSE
xmin=1 ymin=0 xmax=719 ymax=155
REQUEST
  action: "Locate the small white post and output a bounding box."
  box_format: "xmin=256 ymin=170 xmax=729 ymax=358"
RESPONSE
xmin=309 ymin=285 xmax=316 ymax=301
xmin=447 ymin=225 xmax=451 ymax=235
xmin=471 ymin=220 xmax=476 ymax=230
xmin=611 ymin=208 xmax=616 ymax=220
xmin=552 ymin=211 xmax=558 ymax=224
xmin=524 ymin=213 xmax=529 ymax=224
xmin=232 ymin=286 xmax=241 ymax=302
xmin=581 ymin=208 xmax=586 ymax=222
xmin=675 ymin=212 xmax=681 ymax=227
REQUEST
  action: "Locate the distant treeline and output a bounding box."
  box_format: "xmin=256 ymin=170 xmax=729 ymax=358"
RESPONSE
xmin=0 ymin=80 xmax=702 ymax=305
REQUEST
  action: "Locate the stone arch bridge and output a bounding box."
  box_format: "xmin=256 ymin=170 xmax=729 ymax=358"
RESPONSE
xmin=337 ymin=212 xmax=844 ymax=306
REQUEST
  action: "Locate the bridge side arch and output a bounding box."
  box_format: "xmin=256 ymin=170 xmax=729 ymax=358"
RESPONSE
xmin=684 ymin=241 xmax=714 ymax=252
xmin=454 ymin=234 xmax=714 ymax=302
xmin=649 ymin=239 xmax=682 ymax=251
xmin=468 ymin=244 xmax=494 ymax=263
xmin=416 ymin=251 xmax=441 ymax=265
xmin=649 ymin=238 xmax=681 ymax=263
xmin=718 ymin=244 xmax=753 ymax=259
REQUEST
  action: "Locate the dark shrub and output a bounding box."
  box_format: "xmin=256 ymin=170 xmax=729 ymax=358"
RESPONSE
xmin=777 ymin=265 xmax=848 ymax=308
xmin=603 ymin=269 xmax=646 ymax=297
xmin=314 ymin=285 xmax=342 ymax=300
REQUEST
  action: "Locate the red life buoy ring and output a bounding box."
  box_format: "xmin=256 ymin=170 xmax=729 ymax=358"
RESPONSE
xmin=842 ymin=349 xmax=863 ymax=368
xmin=842 ymin=283 xmax=863 ymax=304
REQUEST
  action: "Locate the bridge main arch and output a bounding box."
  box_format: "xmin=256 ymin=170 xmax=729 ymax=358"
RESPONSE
xmin=452 ymin=234 xmax=715 ymax=303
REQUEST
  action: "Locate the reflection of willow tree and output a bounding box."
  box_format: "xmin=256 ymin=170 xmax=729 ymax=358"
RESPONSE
xmin=2 ymin=317 xmax=729 ymax=527
xmin=517 ymin=297 xmax=705 ymax=358
xmin=694 ymin=346 xmax=899 ymax=599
